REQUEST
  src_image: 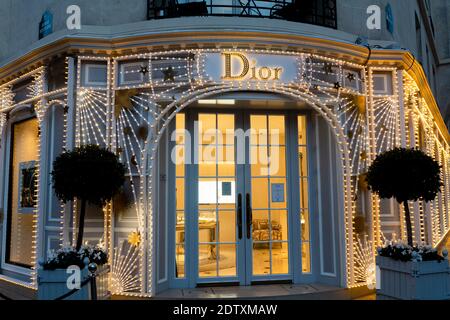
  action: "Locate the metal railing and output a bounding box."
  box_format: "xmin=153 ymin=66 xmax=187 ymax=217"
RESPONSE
xmin=147 ymin=0 xmax=337 ymax=29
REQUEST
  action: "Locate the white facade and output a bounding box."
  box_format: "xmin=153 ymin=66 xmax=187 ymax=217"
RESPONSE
xmin=0 ymin=2 xmax=449 ymax=298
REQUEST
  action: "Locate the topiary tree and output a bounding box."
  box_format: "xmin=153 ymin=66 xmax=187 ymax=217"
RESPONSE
xmin=52 ymin=145 xmax=126 ymax=250
xmin=366 ymin=148 xmax=442 ymax=247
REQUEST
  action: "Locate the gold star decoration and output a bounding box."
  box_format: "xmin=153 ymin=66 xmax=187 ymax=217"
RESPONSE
xmin=128 ymin=231 xmax=141 ymax=247
xmin=114 ymin=89 xmax=138 ymax=118
xmin=163 ymin=66 xmax=177 ymax=82
xmin=352 ymin=95 xmax=366 ymax=118
xmin=360 ymin=151 xmax=368 ymax=161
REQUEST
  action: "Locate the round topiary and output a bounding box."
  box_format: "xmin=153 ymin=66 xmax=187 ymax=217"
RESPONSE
xmin=52 ymin=145 xmax=126 ymax=250
xmin=366 ymin=147 xmax=442 ymax=246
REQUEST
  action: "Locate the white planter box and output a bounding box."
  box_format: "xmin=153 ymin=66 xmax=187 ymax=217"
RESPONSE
xmin=376 ymin=256 xmax=450 ymax=300
xmin=37 ymin=265 xmax=111 ymax=300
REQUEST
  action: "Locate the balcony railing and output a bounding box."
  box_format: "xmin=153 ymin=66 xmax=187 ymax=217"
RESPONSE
xmin=147 ymin=0 xmax=337 ymax=29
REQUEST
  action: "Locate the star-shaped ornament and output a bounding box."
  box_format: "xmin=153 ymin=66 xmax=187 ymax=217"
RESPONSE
xmin=163 ymin=67 xmax=177 ymax=82
xmin=140 ymin=66 xmax=149 ymax=76
xmin=323 ymin=63 xmax=333 ymax=74
xmin=128 ymin=231 xmax=141 ymax=247
xmin=360 ymin=151 xmax=368 ymax=161
xmin=346 ymin=73 xmax=356 ymax=83
xmin=334 ymin=82 xmax=341 ymax=90
xmin=115 ymin=89 xmax=138 ymax=118
xmin=131 ymin=154 xmax=138 ymax=166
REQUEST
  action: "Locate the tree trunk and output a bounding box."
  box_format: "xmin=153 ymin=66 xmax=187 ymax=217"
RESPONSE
xmin=403 ymin=200 xmax=413 ymax=247
xmin=76 ymin=199 xmax=87 ymax=251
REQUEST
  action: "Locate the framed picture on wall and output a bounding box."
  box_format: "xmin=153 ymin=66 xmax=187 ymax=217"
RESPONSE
xmin=18 ymin=161 xmax=37 ymax=214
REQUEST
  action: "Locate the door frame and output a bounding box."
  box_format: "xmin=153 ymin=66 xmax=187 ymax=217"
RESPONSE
xmin=168 ymin=107 xmax=316 ymax=288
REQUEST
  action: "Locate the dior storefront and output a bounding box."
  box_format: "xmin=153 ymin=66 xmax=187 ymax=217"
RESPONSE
xmin=0 ymin=18 xmax=450 ymax=298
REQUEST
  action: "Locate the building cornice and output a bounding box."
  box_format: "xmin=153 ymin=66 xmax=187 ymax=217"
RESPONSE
xmin=0 ymin=17 xmax=447 ymax=141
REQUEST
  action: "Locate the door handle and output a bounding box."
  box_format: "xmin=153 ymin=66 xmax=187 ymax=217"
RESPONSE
xmin=246 ymin=193 xmax=252 ymax=239
xmin=237 ymin=193 xmax=243 ymax=240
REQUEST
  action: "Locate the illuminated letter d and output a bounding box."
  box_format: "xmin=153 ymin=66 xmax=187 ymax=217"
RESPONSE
xmin=222 ymin=53 xmax=249 ymax=80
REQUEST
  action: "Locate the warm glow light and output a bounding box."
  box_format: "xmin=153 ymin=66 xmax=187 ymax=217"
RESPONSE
xmin=0 ymin=48 xmax=448 ymax=296
xmin=198 ymin=99 xmax=235 ymax=105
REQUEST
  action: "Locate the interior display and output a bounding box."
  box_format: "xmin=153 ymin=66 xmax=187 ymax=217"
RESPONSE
xmin=198 ymin=181 xmax=236 ymax=204
xmin=6 ymin=117 xmax=39 ymax=267
xmin=252 ymin=219 xmax=283 ymax=248
xmin=18 ymin=161 xmax=37 ymax=213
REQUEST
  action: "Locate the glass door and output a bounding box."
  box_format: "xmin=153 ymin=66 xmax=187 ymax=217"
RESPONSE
xmin=246 ymin=114 xmax=290 ymax=282
xmin=191 ymin=110 xmax=293 ymax=285
xmin=196 ymin=112 xmax=242 ymax=283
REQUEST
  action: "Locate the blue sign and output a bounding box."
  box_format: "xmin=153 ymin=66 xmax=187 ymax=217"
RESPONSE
xmin=385 ymin=4 xmax=394 ymax=34
xmin=39 ymin=11 xmax=53 ymax=39
xmin=271 ymin=183 xmax=285 ymax=203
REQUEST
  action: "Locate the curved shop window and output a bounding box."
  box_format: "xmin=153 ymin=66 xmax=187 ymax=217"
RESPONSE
xmin=4 ymin=114 xmax=39 ymax=268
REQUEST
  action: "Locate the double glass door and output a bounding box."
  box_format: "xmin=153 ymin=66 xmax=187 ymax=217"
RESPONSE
xmin=175 ymin=109 xmax=310 ymax=285
xmin=195 ymin=110 xmax=290 ymax=285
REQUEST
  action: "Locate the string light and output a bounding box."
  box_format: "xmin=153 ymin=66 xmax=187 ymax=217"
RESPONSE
xmin=0 ymin=48 xmax=449 ymax=295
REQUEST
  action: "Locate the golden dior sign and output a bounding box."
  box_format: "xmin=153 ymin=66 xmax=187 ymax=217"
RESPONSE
xmin=203 ymin=52 xmax=298 ymax=83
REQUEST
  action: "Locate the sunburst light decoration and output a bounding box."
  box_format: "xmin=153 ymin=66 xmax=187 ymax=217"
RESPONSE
xmin=298 ymin=55 xmax=370 ymax=196
xmin=354 ymin=234 xmax=376 ymax=289
xmin=402 ymin=71 xmax=450 ymax=246
xmin=373 ymin=96 xmax=400 ymax=153
xmin=110 ymin=240 xmax=141 ymax=295
xmin=77 ymin=88 xmax=109 ymax=146
xmin=70 ymin=49 xmax=450 ymax=296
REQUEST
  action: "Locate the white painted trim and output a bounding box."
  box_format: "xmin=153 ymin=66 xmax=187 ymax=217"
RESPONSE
xmin=46 ymin=235 xmax=61 ymax=255
xmin=326 ymin=123 xmax=337 ymax=277
xmin=315 ymin=116 xmax=325 ymax=277
xmin=83 ymin=63 xmax=108 ymax=87
xmin=372 ymin=73 xmax=390 ymax=95
xmin=119 ymin=61 xmax=145 ymax=86
xmin=379 ymin=198 xmax=397 ymax=218
xmin=0 ymin=274 xmax=34 ymax=288
xmin=0 ymin=263 xmax=32 ymax=277
xmin=381 ymin=221 xmax=402 ymax=227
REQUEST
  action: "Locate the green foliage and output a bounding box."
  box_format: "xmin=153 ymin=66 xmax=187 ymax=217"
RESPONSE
xmin=366 ymin=148 xmax=442 ymax=204
xmin=51 ymin=145 xmax=126 ymax=250
xmin=51 ymin=145 xmax=126 ymax=206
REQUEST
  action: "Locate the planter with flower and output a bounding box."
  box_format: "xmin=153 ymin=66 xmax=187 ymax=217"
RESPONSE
xmin=37 ymin=145 xmax=126 ymax=300
xmin=37 ymin=245 xmax=110 ymax=300
xmin=367 ymin=148 xmax=449 ymax=300
xmin=376 ymin=242 xmax=449 ymax=300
